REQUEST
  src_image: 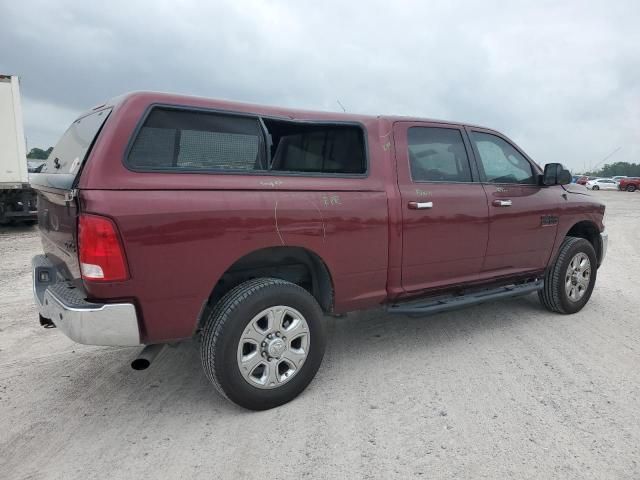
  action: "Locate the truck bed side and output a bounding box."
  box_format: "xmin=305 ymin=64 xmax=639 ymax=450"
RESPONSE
xmin=76 ymin=96 xmax=394 ymax=342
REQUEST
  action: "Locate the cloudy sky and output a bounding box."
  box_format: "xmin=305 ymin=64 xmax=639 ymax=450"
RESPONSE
xmin=1 ymin=0 xmax=638 ymax=171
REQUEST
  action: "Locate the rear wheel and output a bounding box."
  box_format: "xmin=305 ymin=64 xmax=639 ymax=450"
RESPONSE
xmin=627 ymin=185 xmax=636 ymax=192
xmin=201 ymin=278 xmax=326 ymax=410
xmin=539 ymin=237 xmax=597 ymax=314
xmin=0 ymin=206 xmax=10 ymax=226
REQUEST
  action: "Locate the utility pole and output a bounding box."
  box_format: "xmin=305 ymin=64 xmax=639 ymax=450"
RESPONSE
xmin=591 ymin=146 xmax=621 ymax=173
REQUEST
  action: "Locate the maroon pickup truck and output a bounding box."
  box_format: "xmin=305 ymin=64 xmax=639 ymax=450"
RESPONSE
xmin=31 ymin=92 xmax=607 ymax=410
xmin=618 ymin=177 xmax=640 ymax=192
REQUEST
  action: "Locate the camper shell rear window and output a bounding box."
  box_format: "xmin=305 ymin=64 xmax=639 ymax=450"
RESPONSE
xmin=126 ymin=106 xmax=367 ymax=176
xmin=29 ymin=107 xmax=112 ymax=190
xmin=42 ymin=108 xmax=112 ymax=175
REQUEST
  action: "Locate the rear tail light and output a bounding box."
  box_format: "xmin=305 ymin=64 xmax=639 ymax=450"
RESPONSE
xmin=78 ymin=214 xmax=129 ymax=282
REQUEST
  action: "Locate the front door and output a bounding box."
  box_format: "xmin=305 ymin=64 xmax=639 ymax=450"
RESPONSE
xmin=394 ymin=122 xmax=489 ymax=293
xmin=467 ymin=128 xmax=560 ymax=276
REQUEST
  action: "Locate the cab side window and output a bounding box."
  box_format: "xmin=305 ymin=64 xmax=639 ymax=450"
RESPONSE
xmin=407 ymin=127 xmax=472 ymax=182
xmin=471 ymin=131 xmax=535 ymax=184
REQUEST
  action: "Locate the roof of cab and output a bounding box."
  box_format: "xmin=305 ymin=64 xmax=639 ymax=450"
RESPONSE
xmin=103 ymin=91 xmax=488 ymax=130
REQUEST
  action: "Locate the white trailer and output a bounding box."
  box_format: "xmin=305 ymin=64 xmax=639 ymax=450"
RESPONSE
xmin=0 ymin=74 xmax=37 ymax=224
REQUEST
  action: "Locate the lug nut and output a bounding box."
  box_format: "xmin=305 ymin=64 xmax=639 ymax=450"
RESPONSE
xmin=268 ymin=357 xmax=273 ymax=362
xmin=261 ymin=341 xmax=266 ymax=347
xmin=275 ymin=332 xmax=280 ymax=337
xmin=262 ymin=352 xmax=266 ymax=357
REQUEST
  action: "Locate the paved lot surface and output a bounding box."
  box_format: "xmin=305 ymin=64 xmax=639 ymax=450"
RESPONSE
xmin=1 ymin=190 xmax=639 ymax=479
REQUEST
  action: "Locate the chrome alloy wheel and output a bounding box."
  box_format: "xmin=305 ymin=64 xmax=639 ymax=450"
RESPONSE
xmin=236 ymin=306 xmax=310 ymax=389
xmin=565 ymin=252 xmax=591 ymax=302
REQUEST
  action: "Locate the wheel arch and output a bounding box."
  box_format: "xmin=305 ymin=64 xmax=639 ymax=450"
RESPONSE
xmin=565 ymin=220 xmax=603 ymax=266
xmin=202 ymin=246 xmax=335 ymax=326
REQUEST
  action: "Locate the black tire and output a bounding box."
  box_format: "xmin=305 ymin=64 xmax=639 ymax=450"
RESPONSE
xmin=592 ymin=185 xmax=599 ymax=190
xmin=201 ymin=278 xmax=326 ymax=410
xmin=18 ymin=220 xmax=37 ymax=226
xmin=627 ymin=185 xmax=636 ymax=192
xmin=0 ymin=210 xmax=10 ymax=226
xmin=538 ymin=237 xmax=597 ymax=314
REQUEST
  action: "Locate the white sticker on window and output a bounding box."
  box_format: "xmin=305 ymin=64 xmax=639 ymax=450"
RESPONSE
xmin=69 ymin=157 xmax=80 ymax=174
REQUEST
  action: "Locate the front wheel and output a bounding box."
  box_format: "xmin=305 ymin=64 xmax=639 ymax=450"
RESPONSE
xmin=592 ymin=185 xmax=599 ymax=190
xmin=201 ymin=278 xmax=326 ymax=410
xmin=538 ymin=237 xmax=597 ymax=314
xmin=627 ymin=185 xmax=637 ymax=192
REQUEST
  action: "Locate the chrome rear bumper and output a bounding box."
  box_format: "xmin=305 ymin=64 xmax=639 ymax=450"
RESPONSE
xmin=32 ymin=255 xmax=141 ymax=346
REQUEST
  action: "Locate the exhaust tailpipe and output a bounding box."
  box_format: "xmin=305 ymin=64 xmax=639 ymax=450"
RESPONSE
xmin=131 ymin=344 xmax=165 ymax=370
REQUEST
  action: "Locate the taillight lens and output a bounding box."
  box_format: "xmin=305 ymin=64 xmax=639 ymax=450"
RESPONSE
xmin=78 ymin=214 xmax=129 ymax=282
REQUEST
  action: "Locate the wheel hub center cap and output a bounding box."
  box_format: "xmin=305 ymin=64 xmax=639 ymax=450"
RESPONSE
xmin=267 ymin=338 xmax=286 ymax=358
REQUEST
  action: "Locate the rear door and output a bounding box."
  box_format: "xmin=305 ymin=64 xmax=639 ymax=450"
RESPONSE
xmin=467 ymin=128 xmax=560 ymax=276
xmin=394 ymin=122 xmax=489 ymax=293
xmin=30 ymin=108 xmax=111 ymax=280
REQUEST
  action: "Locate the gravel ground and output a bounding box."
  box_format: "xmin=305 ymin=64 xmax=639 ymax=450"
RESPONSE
xmin=1 ymin=190 xmax=639 ymax=480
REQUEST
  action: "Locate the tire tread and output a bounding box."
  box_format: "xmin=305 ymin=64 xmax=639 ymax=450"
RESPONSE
xmin=200 ymin=278 xmax=317 ymax=404
xmin=539 ymin=236 xmax=593 ymax=314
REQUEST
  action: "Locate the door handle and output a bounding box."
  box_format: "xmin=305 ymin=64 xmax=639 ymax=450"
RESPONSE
xmin=493 ymin=199 xmax=512 ymax=207
xmin=408 ymin=201 xmax=433 ymax=210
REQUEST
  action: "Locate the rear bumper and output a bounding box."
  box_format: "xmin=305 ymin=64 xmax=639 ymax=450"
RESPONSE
xmin=5 ymin=209 xmax=37 ymax=219
xmin=32 ymin=255 xmax=141 ymax=346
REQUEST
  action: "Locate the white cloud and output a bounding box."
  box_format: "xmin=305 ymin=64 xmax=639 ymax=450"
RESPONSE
xmin=1 ymin=0 xmax=638 ymax=170
xmin=21 ymin=97 xmax=79 ymax=150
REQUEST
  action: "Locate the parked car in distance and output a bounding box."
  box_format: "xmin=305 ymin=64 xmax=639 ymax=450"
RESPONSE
xmin=30 ymin=92 xmax=608 ymax=410
xmin=586 ymin=178 xmax=619 ymax=190
xmin=618 ymin=177 xmax=640 ymax=192
xmin=612 ymin=175 xmax=627 ymax=183
xmin=576 ymin=175 xmax=593 ymax=185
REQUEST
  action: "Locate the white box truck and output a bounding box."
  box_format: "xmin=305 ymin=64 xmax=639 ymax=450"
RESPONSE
xmin=0 ymin=74 xmax=37 ymax=224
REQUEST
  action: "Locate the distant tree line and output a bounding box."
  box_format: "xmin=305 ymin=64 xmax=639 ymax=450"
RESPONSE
xmin=585 ymin=162 xmax=640 ymax=177
xmin=27 ymin=147 xmax=53 ymax=160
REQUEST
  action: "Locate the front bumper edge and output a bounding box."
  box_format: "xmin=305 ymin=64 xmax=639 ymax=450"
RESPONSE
xmin=599 ymin=230 xmax=608 ymax=266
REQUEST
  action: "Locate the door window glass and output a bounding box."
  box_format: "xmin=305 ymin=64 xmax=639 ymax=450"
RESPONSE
xmin=407 ymin=127 xmax=472 ymax=182
xmin=471 ymin=131 xmax=535 ymax=184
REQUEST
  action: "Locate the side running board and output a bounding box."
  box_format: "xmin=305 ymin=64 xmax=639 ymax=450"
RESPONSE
xmin=386 ymin=279 xmax=543 ymax=316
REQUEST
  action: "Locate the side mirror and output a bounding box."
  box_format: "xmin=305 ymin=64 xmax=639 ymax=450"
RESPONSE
xmin=542 ymin=163 xmax=572 ymax=186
